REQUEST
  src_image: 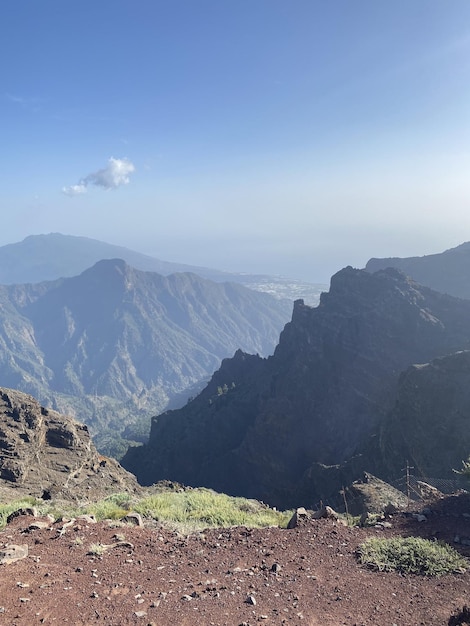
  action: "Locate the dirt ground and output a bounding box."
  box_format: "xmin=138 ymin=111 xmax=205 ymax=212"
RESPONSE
xmin=0 ymin=493 xmax=469 ymax=626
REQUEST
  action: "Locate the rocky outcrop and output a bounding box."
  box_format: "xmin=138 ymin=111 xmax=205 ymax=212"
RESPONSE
xmin=0 ymin=387 xmax=141 ymax=502
xmin=344 ymin=473 xmax=408 ymax=516
xmin=373 ymin=350 xmax=470 ymax=480
xmin=122 ymin=267 xmax=470 ymax=508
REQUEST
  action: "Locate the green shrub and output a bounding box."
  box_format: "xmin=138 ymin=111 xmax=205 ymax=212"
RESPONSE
xmin=0 ymin=497 xmax=40 ymax=529
xmin=357 ymin=536 xmax=467 ymax=576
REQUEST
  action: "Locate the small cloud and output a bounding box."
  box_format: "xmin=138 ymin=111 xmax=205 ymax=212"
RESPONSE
xmin=62 ymin=157 xmax=136 ymax=196
xmin=85 ymin=157 xmax=135 ymax=190
xmin=62 ymin=183 xmax=88 ymax=196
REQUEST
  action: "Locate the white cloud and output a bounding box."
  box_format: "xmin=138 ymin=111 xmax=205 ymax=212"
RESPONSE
xmin=85 ymin=157 xmax=135 ymax=189
xmin=62 ymin=157 xmax=135 ymax=196
xmin=62 ymin=183 xmax=87 ymax=196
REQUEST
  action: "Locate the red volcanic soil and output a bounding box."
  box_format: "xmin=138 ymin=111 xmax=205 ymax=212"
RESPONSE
xmin=0 ymin=493 xmax=469 ymax=625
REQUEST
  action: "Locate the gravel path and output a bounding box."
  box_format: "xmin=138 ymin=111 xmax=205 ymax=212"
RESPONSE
xmin=0 ymin=494 xmax=469 ymax=625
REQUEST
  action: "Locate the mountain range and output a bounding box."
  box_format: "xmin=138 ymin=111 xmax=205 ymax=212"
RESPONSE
xmin=0 ymin=233 xmax=325 ymax=305
xmin=3 ymin=235 xmax=470 ymax=511
xmin=122 ymin=265 xmax=470 ymax=509
xmin=0 ymin=258 xmax=291 ymax=456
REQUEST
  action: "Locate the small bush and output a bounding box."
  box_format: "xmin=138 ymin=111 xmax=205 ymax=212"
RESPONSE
xmin=357 ymin=536 xmax=467 ymax=576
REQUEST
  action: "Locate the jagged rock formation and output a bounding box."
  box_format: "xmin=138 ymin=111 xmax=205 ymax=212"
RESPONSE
xmin=0 ymin=258 xmax=291 ymax=454
xmin=122 ymin=267 xmax=470 ymax=509
xmin=372 ymin=350 xmax=470 ymax=480
xmin=0 ymin=387 xmax=140 ymax=502
xmin=365 ymin=241 xmax=470 ymax=299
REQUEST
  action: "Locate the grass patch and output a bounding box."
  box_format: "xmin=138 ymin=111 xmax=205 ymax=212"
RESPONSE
xmin=133 ymin=489 xmax=291 ymax=532
xmin=82 ymin=493 xmax=132 ymax=521
xmin=0 ymin=488 xmax=291 ymax=534
xmin=357 ymin=536 xmax=468 ymax=576
xmin=0 ymin=497 xmax=41 ymax=529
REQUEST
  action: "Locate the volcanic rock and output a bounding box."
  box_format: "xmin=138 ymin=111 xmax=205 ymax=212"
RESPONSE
xmin=0 ymin=387 xmax=141 ymax=502
xmin=122 ymin=266 xmax=470 ymax=508
xmin=344 ymin=473 xmax=408 ymax=516
xmin=373 ymin=350 xmax=470 ymax=481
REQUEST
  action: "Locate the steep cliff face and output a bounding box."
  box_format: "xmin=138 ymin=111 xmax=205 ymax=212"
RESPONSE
xmin=374 ymin=350 xmax=470 ymax=480
xmin=122 ymin=267 xmax=470 ymax=508
xmin=0 ymin=387 xmax=140 ymax=502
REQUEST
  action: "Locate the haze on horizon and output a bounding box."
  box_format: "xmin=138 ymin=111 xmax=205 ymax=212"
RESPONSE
xmin=1 ymin=1 xmax=470 ymax=284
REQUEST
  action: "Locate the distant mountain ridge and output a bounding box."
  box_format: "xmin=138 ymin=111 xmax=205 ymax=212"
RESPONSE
xmin=0 ymin=233 xmax=226 ymax=284
xmin=0 ymin=233 xmax=325 ymax=305
xmin=365 ymin=241 xmax=470 ymax=299
xmin=0 ymin=258 xmax=291 ymax=455
xmin=122 ymin=266 xmax=470 ymax=508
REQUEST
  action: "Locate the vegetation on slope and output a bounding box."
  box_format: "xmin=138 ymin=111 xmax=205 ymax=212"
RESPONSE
xmin=0 ymin=488 xmax=292 ymax=534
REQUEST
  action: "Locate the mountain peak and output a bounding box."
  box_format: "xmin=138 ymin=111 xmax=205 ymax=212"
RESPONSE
xmin=85 ymin=257 xmax=132 ymax=277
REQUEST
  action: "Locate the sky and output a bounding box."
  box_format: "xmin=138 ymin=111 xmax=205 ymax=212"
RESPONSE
xmin=1 ymin=1 xmax=470 ymax=283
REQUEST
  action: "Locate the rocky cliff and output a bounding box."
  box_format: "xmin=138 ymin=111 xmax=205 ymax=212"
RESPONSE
xmin=0 ymin=387 xmax=140 ymax=502
xmin=372 ymin=350 xmax=470 ymax=480
xmin=122 ymin=267 xmax=470 ymax=508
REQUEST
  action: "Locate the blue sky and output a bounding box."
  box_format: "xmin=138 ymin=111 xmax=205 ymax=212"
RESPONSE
xmin=2 ymin=1 xmax=470 ymax=282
